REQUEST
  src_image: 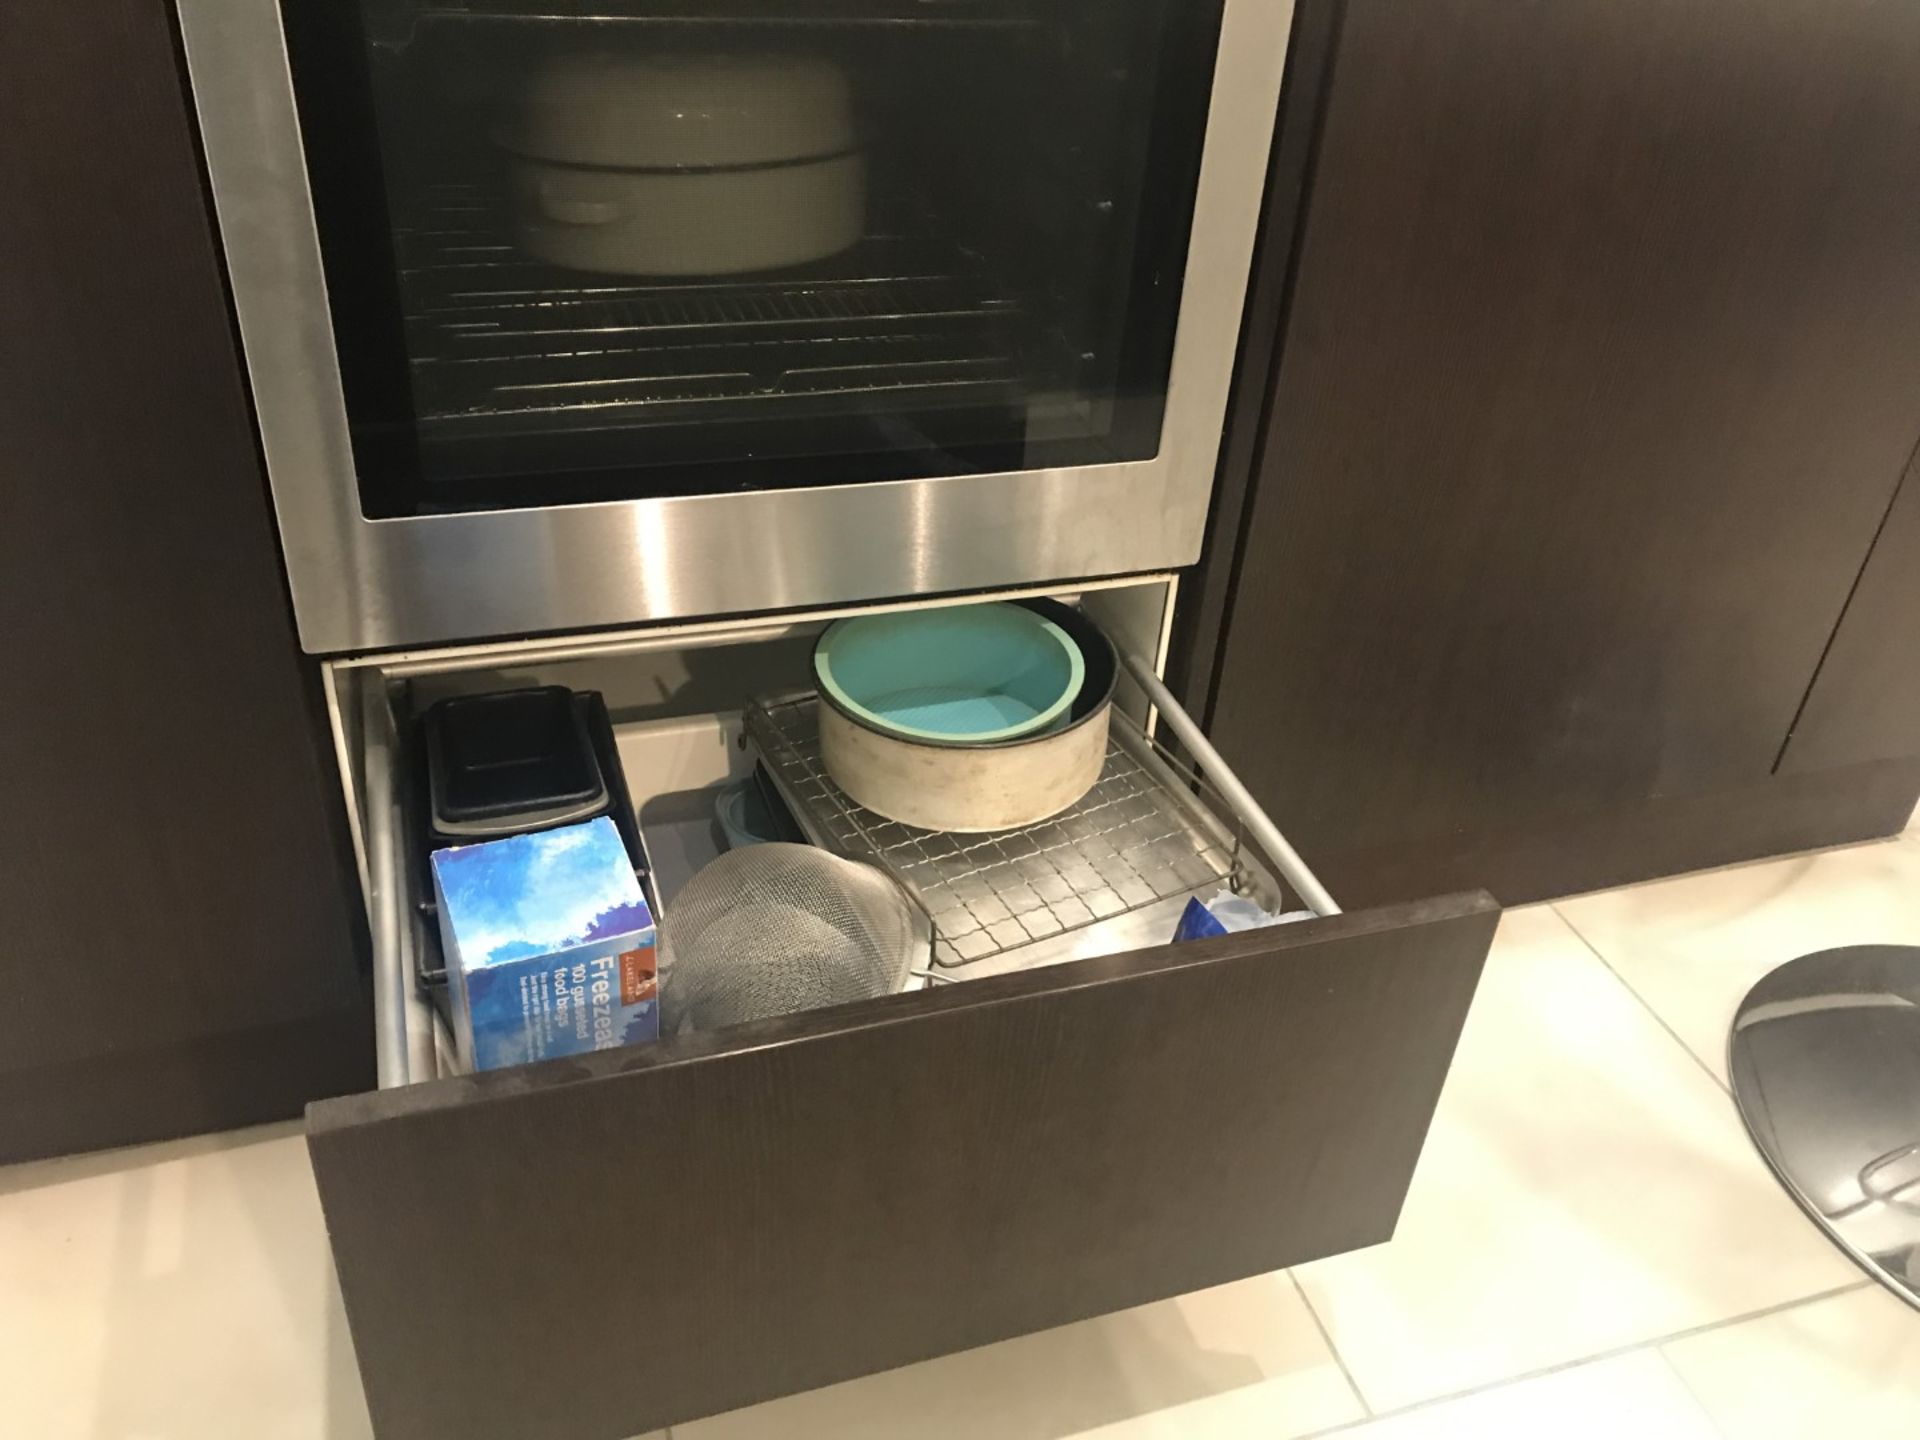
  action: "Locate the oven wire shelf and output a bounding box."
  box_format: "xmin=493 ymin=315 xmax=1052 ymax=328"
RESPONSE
xmin=396 ymin=186 xmax=1024 ymax=431
xmin=745 ymin=693 xmax=1250 ymax=969
xmin=409 ymin=1 xmax=1036 ymax=31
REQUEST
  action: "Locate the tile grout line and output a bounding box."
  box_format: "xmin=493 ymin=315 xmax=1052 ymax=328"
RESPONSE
xmin=1287 ymin=1270 xmax=1372 ymax=1418
xmin=1286 ymin=1279 xmax=1872 ymax=1440
xmin=1651 ymin=1345 xmax=1735 ymax=1440
xmin=1549 ymin=902 xmax=1732 ymax=1096
xmin=654 ymin=1274 xmax=1871 ymax=1439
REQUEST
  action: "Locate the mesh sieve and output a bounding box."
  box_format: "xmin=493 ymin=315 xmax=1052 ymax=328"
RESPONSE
xmin=660 ymin=843 xmax=922 ymax=1035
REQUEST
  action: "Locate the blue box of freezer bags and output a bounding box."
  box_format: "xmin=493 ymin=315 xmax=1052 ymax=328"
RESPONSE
xmin=431 ymin=816 xmax=658 ymax=1072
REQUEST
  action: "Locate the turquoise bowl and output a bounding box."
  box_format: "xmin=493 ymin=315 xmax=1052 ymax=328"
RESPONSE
xmin=814 ymin=603 xmax=1086 ymax=745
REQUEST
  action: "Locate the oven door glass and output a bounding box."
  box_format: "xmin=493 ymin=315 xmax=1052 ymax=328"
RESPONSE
xmin=281 ymin=0 xmax=1227 ymax=517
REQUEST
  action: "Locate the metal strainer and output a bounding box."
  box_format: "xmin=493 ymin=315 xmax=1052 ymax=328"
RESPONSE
xmin=660 ymin=843 xmax=923 ymax=1035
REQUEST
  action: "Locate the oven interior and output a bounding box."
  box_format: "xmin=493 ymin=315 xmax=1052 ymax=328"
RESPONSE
xmin=280 ymin=0 xmax=1226 ymax=516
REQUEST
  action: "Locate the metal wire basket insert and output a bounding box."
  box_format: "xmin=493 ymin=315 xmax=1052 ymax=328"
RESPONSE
xmin=745 ymin=693 xmax=1249 ymax=968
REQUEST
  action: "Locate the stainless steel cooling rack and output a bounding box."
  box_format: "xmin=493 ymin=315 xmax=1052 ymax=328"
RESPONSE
xmin=745 ymin=693 xmax=1249 ymax=968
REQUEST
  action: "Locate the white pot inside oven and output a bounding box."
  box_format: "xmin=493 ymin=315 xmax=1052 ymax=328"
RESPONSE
xmin=498 ymin=51 xmax=867 ymax=277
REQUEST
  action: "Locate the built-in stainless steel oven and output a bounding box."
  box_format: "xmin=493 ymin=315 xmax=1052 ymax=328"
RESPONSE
xmin=178 ymin=0 xmax=1290 ymax=654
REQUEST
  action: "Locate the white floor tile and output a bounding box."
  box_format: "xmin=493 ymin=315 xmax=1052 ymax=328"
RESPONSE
xmin=1292 ymin=905 xmax=1862 ymax=1413
xmin=1662 ymin=1284 xmax=1920 ymax=1438
xmin=1326 ymin=1351 xmax=1720 ymax=1440
xmin=0 ymin=1124 xmax=371 ymax=1440
xmin=1555 ymin=838 xmax=1920 ymax=1083
xmin=676 ymin=1271 xmax=1363 ymax=1440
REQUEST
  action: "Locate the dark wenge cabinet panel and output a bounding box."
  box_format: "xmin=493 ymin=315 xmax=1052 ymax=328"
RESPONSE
xmin=0 ymin=3 xmax=371 ymax=1159
xmin=312 ymin=896 xmax=1496 ymax=1440
xmin=1780 ymin=453 xmax=1920 ymax=776
xmin=1209 ymin=0 xmax=1920 ymax=903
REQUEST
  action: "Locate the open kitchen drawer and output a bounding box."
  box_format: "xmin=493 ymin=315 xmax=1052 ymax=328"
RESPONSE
xmin=311 ymin=577 xmax=1497 ymax=1440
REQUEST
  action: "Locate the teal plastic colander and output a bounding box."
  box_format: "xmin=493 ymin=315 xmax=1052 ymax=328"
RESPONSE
xmin=814 ymin=603 xmax=1085 ymax=744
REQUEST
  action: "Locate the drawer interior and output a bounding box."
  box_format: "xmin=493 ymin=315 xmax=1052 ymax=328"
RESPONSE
xmin=323 ymin=577 xmax=1304 ymax=1090
xmin=310 ymin=580 xmax=1499 ymax=1440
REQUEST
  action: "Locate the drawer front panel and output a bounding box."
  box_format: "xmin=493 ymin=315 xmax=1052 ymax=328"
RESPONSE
xmin=309 ymin=892 xmax=1496 ymax=1440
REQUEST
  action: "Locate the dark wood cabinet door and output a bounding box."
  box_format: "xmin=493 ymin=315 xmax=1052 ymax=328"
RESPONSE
xmin=0 ymin=3 xmax=371 ymax=1159
xmin=311 ymin=893 xmax=1495 ymax=1440
xmin=1779 ymin=450 xmax=1920 ymax=775
xmin=1207 ymin=0 xmax=1920 ymax=902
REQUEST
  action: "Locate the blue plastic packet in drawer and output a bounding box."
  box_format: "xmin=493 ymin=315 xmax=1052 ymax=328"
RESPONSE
xmin=431 ymin=816 xmax=658 ymax=1072
xmin=1173 ymin=890 xmax=1315 ymax=944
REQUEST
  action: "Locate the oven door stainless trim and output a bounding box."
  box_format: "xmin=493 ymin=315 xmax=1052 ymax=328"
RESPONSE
xmin=176 ymin=0 xmax=1293 ymax=655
